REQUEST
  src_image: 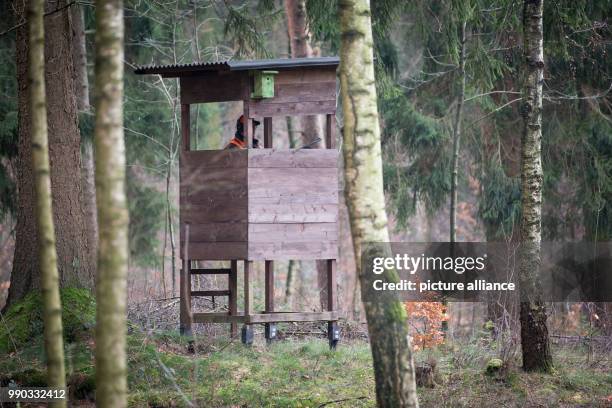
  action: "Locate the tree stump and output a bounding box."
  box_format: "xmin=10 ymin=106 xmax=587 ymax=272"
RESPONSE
xmin=415 ymin=362 xmax=437 ymax=388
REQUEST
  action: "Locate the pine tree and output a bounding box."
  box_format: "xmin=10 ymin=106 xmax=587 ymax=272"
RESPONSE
xmin=7 ymin=0 xmax=96 ymax=308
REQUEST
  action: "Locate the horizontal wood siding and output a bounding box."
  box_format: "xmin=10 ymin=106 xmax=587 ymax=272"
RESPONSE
xmin=248 ymin=149 xmax=337 ymax=168
xmin=180 ymin=149 xmax=339 ymax=260
xmin=180 ymin=223 xmax=247 ymax=242
xmin=180 ymin=72 xmax=248 ymax=104
xmin=274 ymin=67 xmax=337 ymax=84
xmin=247 ymin=149 xmax=338 ymax=260
xmin=249 ymin=204 xmax=337 ymax=223
xmin=249 ymin=241 xmax=337 ymax=260
xmin=256 ymin=81 xmax=335 ymax=104
xmin=180 ymin=150 xmax=248 ymax=259
xmin=183 ymin=203 xmax=247 ymax=223
xmin=248 ymin=100 xmax=335 ymax=117
xmin=249 ymin=68 xmax=336 ymax=116
xmin=248 ymin=167 xmax=337 ymax=198
xmin=186 ymin=242 xmax=247 ymax=260
xmin=182 ymin=149 xmax=248 ymax=169
xmin=181 ymin=67 xmax=336 ymax=106
xmin=248 ymin=223 xmax=337 ymax=241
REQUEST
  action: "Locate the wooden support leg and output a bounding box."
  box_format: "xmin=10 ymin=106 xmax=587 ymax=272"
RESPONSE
xmin=242 ymin=260 xmax=253 ymax=345
xmin=244 ymin=260 xmax=252 ymax=315
xmin=180 ymin=224 xmax=192 ymax=336
xmin=326 ymin=259 xmax=336 ymax=312
xmin=326 ymin=259 xmax=339 ymax=348
xmin=265 ymin=260 xmax=274 ymax=312
xmin=328 ymin=321 xmax=340 ymax=350
xmin=229 ymin=260 xmax=238 ymax=338
xmin=264 ymin=260 xmax=276 ymax=343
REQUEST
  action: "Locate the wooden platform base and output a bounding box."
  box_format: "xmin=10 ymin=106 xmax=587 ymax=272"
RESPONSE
xmin=193 ymin=311 xmax=340 ymax=324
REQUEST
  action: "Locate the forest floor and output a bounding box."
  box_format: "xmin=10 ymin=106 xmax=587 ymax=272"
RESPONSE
xmin=0 ymin=291 xmax=610 ymax=407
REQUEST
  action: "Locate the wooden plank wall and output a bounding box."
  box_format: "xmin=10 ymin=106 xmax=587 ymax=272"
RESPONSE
xmin=179 ymin=65 xmax=339 ymax=261
xmin=180 ymin=150 xmax=248 ymax=259
xmin=247 ymin=149 xmax=339 ymax=260
xmin=180 ymin=67 xmax=336 ymax=113
xmin=248 ymin=67 xmax=336 ymax=117
xmin=180 ymin=72 xmax=248 ymax=104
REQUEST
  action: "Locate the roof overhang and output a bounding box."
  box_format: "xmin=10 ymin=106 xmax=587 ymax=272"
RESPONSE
xmin=134 ymin=56 xmax=340 ymax=77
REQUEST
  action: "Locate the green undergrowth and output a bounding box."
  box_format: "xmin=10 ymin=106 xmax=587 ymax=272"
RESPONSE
xmin=0 ymin=287 xmax=95 ymax=354
xmin=126 ymin=334 xmax=375 ymax=407
xmin=0 ymin=297 xmax=610 ymax=407
xmin=415 ymin=339 xmax=612 ymax=408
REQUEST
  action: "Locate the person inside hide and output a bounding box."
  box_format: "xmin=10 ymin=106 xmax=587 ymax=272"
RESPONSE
xmin=225 ymin=115 xmax=261 ymax=149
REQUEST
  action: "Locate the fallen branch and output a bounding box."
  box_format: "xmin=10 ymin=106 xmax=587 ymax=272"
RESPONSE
xmin=318 ymin=396 xmax=368 ymax=407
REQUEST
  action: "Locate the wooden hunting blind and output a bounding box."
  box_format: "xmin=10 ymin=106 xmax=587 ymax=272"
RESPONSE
xmin=134 ymin=57 xmax=341 ymax=346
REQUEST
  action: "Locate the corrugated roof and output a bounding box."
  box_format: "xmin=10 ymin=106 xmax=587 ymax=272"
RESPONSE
xmin=134 ymin=57 xmax=339 ymax=76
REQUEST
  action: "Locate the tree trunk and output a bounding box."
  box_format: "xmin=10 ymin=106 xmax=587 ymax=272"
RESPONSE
xmin=81 ymin=142 xmax=97 ymax=256
xmin=94 ymin=0 xmax=128 ymax=405
xmin=285 ymin=259 xmax=298 ymax=306
xmin=339 ymin=0 xmax=419 ymax=406
xmin=518 ymin=0 xmax=552 ymax=373
xmin=444 ymin=21 xmax=467 ymax=336
xmin=284 ymin=0 xmax=327 ymax=308
xmin=167 ymin=165 xmax=177 ymax=298
xmin=27 ymin=0 xmax=66 ymax=404
xmin=450 ymin=21 xmax=466 ymax=244
xmin=7 ymin=0 xmax=95 ymax=308
xmin=285 ymin=116 xmax=300 ymax=307
xmin=284 ymin=0 xmax=323 ymax=147
xmin=71 ymin=4 xmax=89 ymax=112
xmin=71 ymin=3 xmax=99 ymax=261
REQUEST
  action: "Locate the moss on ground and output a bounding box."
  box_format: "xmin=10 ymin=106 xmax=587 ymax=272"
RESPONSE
xmin=0 ymin=287 xmax=95 ymax=354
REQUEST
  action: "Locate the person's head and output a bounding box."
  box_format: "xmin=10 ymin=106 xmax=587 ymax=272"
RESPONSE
xmin=235 ymin=115 xmax=260 ymax=141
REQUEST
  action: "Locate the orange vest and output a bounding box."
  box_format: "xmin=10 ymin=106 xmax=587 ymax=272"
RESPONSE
xmin=227 ymin=137 xmax=246 ymax=149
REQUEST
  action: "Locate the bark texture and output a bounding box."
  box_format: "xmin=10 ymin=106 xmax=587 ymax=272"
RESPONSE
xmin=7 ymin=0 xmax=95 ymax=308
xmin=94 ymin=0 xmax=128 ymax=405
xmin=284 ymin=0 xmax=322 ymax=146
xmin=339 ymin=0 xmax=419 ymax=406
xmin=518 ymin=0 xmax=552 ymax=372
xmin=71 ymin=4 xmax=89 ymax=112
xmin=27 ymin=0 xmax=66 ymax=403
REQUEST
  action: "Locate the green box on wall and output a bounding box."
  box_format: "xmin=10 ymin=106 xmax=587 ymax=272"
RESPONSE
xmin=251 ymin=70 xmax=278 ymax=99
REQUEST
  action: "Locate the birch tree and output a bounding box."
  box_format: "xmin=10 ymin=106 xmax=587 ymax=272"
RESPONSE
xmin=28 ymin=0 xmax=66 ymax=404
xmin=339 ymin=0 xmax=418 ymax=406
xmin=94 ymin=0 xmax=129 ymax=405
xmin=518 ymin=0 xmax=552 ymax=372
